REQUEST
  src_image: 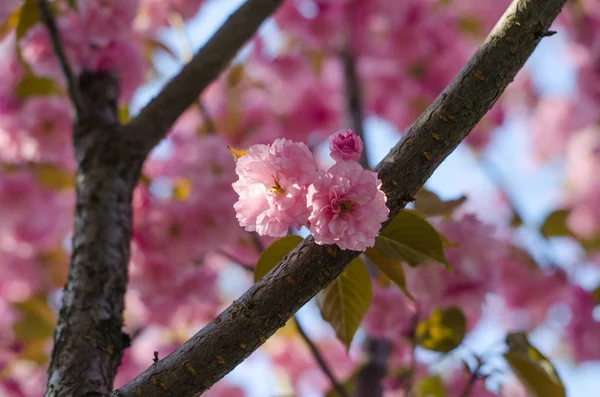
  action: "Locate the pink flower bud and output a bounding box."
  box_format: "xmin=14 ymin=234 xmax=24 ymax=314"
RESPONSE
xmin=328 ymin=129 xmax=364 ymax=162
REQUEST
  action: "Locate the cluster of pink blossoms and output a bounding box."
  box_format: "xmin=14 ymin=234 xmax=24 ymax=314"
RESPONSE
xmin=233 ymin=130 xmax=389 ymax=251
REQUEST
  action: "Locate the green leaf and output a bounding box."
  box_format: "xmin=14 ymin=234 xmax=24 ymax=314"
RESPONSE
xmin=65 ymin=0 xmax=78 ymax=10
xmin=227 ymin=64 xmax=245 ymax=87
xmin=31 ymin=164 xmax=74 ymax=190
xmin=504 ymin=332 xmax=565 ymax=397
xmin=13 ymin=296 xmax=56 ymax=342
xmin=413 ymin=189 xmax=466 ymax=217
xmin=376 ymin=210 xmax=450 ymax=269
xmin=317 ymin=257 xmax=372 ymax=350
xmin=364 ymin=247 xmax=413 ymax=300
xmin=540 ymin=210 xmax=572 ymax=238
xmin=254 ymin=235 xmax=303 ymax=282
xmin=418 ymin=374 xmax=447 ymax=397
xmin=16 ymin=0 xmax=40 ymax=39
xmin=118 ymin=106 xmax=129 ymax=123
xmin=592 ymin=285 xmax=600 ymax=305
xmin=415 ymin=307 xmax=466 ymax=353
xmin=14 ymin=74 xmax=62 ymax=99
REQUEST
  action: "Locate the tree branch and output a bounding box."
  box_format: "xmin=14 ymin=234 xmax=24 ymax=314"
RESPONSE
xmin=37 ymin=0 xmax=86 ymax=118
xmin=125 ymin=0 xmax=284 ymax=155
xmin=111 ymin=1 xmax=566 ymax=396
xmin=294 ymin=317 xmax=349 ymax=397
xmin=45 ymin=71 xmax=142 ymax=396
xmin=341 ymin=49 xmax=369 ymax=168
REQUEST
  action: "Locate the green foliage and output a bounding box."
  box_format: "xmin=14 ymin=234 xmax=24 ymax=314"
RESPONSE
xmin=504 ymin=332 xmax=566 ymax=397
xmin=227 ymin=64 xmax=245 ymax=87
xmin=415 ymin=307 xmax=466 ymax=353
xmin=16 ymin=0 xmax=40 ymax=40
xmin=418 ymin=374 xmax=447 ymax=397
xmin=14 ymin=74 xmax=62 ymax=99
xmin=12 ymin=296 xmax=56 ymax=342
xmin=31 ymin=164 xmax=74 ymax=190
xmin=317 ymin=257 xmax=372 ymax=350
xmin=413 ymin=188 xmax=466 ymax=217
xmin=364 ymin=247 xmax=413 ymax=299
xmin=375 ymin=210 xmax=450 ymax=269
xmin=540 ymin=210 xmax=572 ymax=237
xmin=254 ymin=235 xmax=303 ymax=282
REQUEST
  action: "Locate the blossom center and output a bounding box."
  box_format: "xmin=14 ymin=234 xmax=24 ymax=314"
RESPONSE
xmin=339 ymin=200 xmax=352 ymax=213
xmin=270 ymin=175 xmax=285 ymax=195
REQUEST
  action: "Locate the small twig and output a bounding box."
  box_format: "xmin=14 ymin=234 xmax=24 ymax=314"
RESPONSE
xmin=37 ymin=0 xmax=86 ymax=117
xmin=404 ymin=311 xmax=420 ymax=397
xmin=340 ymin=48 xmax=369 ymax=169
xmin=294 ymin=316 xmax=349 ymax=397
xmin=459 ymin=357 xmax=484 ymax=397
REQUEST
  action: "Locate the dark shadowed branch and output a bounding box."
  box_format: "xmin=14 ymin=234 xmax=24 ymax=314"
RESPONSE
xmin=294 ymin=317 xmax=349 ymax=397
xmin=110 ymin=1 xmax=566 ymax=396
xmin=37 ymin=0 xmax=86 ymax=117
xmin=341 ymin=49 xmax=369 ymax=169
xmin=125 ymin=0 xmax=285 ymax=155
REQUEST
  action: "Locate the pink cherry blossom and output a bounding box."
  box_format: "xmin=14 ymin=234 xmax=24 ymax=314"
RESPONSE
xmin=307 ymin=160 xmax=388 ymax=251
xmin=404 ymin=215 xmax=507 ymax=328
xmin=329 ymin=129 xmax=364 ymax=162
xmin=565 ymin=285 xmax=600 ymax=362
xmin=17 ymin=97 xmax=75 ymax=169
xmin=363 ymin=285 xmax=416 ymax=340
xmin=233 ymin=138 xmax=318 ymax=237
xmin=78 ymin=0 xmax=139 ymax=46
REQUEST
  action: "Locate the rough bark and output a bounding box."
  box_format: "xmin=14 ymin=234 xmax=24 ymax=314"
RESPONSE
xmin=110 ymin=1 xmax=566 ymax=396
xmin=42 ymin=0 xmax=284 ymax=394
xmin=45 ymin=72 xmax=142 ymax=397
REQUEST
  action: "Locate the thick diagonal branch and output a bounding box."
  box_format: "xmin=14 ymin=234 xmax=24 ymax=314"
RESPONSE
xmin=126 ymin=0 xmax=284 ymax=155
xmin=111 ymin=1 xmax=565 ymax=396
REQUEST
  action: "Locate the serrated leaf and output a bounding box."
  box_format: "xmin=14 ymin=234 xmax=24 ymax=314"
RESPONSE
xmin=32 ymin=164 xmax=74 ymax=190
xmin=317 ymin=257 xmax=372 ymax=350
xmin=413 ymin=189 xmax=466 ymax=217
xmin=376 ymin=210 xmax=450 ymax=269
xmin=416 ymin=307 xmax=466 ymax=353
xmin=227 ymin=145 xmax=247 ymax=161
xmin=540 ymin=210 xmax=572 ymax=238
xmin=364 ymin=247 xmax=413 ymax=300
xmin=13 ymin=296 xmax=56 ymax=342
xmin=418 ymin=374 xmax=446 ymax=397
xmin=14 ymin=74 xmax=62 ymax=99
xmin=16 ymin=0 xmax=40 ymax=39
xmin=504 ymin=332 xmax=565 ymax=397
xmin=254 ymin=235 xmax=303 ymax=282
xmin=227 ymin=64 xmax=245 ymax=87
